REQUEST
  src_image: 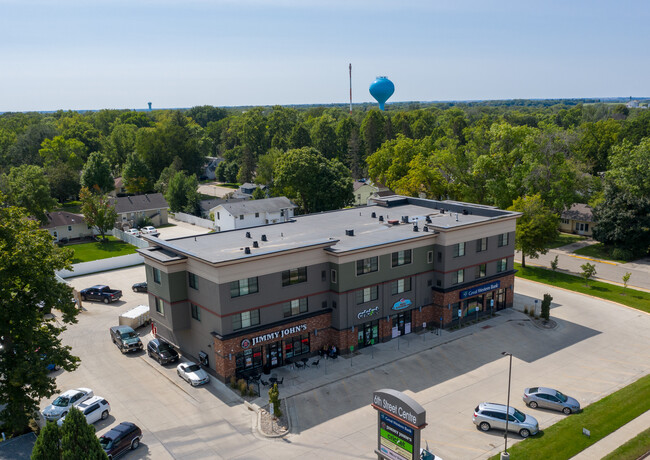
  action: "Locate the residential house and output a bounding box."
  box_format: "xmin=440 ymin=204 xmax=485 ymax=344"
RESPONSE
xmin=111 ymin=193 xmax=169 ymax=229
xmin=199 ymin=197 xmax=247 ymax=219
xmin=41 ymin=211 xmax=94 ymax=243
xmin=560 ymin=203 xmax=595 ymax=236
xmin=109 ymin=177 xmax=127 ymax=197
xmin=239 ymin=183 xmax=266 ymax=196
xmin=211 ymin=197 xmax=296 ymax=232
xmin=353 ymin=180 xmax=379 ymax=206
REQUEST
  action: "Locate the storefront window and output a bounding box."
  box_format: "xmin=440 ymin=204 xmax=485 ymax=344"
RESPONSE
xmin=235 ymin=346 xmax=262 ymax=373
xmin=284 ymin=334 xmax=310 ymax=359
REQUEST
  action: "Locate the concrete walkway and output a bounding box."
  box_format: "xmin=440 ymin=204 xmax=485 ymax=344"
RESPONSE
xmin=571 ymin=409 xmax=650 ymax=460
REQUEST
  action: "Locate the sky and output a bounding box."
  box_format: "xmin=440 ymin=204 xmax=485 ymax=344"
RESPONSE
xmin=1 ymin=0 xmax=649 ymax=112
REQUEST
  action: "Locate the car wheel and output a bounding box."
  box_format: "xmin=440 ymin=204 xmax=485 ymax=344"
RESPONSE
xmin=132 ymin=287 xmax=137 ymax=292
xmin=519 ymin=428 xmax=531 ymax=438
xmin=148 ymin=350 xmax=152 ymax=358
xmin=103 ymin=298 xmax=109 ymax=304
xmin=121 ymin=346 xmax=127 ymax=354
xmin=81 ymin=295 xmax=86 ymax=301
xmin=563 ymin=407 xmax=572 ymax=415
xmin=479 ymin=422 xmax=491 ymax=432
xmin=529 ymin=401 xmax=538 ymax=409
xmin=158 ymin=355 xmax=163 ymax=365
xmin=101 ymin=410 xmax=108 ymax=420
xmin=131 ymin=438 xmax=140 ymax=450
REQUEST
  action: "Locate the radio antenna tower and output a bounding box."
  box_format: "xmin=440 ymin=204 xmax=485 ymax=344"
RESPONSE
xmin=349 ymin=63 xmax=352 ymax=114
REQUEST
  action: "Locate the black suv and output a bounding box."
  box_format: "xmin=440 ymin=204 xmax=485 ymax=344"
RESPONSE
xmin=147 ymin=338 xmax=179 ymax=365
xmin=98 ymin=422 xmax=142 ymax=459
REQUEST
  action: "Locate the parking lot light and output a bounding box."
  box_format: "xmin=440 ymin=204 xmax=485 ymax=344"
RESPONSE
xmin=501 ymin=351 xmax=513 ymax=460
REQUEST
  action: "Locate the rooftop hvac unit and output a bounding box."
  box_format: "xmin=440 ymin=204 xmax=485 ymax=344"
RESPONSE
xmin=245 ymin=231 xmax=251 ymax=238
xmin=253 ymin=241 xmax=259 ymax=248
xmin=379 ymin=215 xmax=384 ymax=222
xmin=345 ymin=229 xmax=355 ymax=236
xmin=261 ymin=234 xmax=267 ymax=241
xmin=244 ymin=247 xmax=251 ymax=254
xmin=371 ymin=212 xmax=376 ymax=218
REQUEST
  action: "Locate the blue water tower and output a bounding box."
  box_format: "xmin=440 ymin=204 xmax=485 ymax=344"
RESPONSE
xmin=369 ymin=76 xmax=395 ymax=110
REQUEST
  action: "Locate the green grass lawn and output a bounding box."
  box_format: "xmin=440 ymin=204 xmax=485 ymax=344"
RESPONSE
xmin=573 ymin=243 xmax=631 ymax=263
xmin=546 ymin=232 xmax=586 ymax=249
xmin=602 ymin=427 xmax=650 ymax=460
xmin=514 ymin=263 xmax=650 ymax=314
xmin=55 ymin=200 xmax=82 ymax=214
xmin=489 ymin=373 xmax=650 ymax=460
xmin=68 ymin=236 xmax=138 ymax=263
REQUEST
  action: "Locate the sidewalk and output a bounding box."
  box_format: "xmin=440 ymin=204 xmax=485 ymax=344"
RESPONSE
xmin=571 ymin=409 xmax=650 ymax=459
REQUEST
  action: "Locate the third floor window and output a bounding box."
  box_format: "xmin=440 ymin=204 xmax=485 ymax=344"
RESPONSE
xmin=356 ymin=257 xmax=378 ymax=275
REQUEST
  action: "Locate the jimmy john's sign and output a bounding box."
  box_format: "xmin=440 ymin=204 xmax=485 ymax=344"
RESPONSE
xmin=372 ymin=389 xmax=426 ymax=460
xmin=241 ymin=324 xmax=308 ymax=348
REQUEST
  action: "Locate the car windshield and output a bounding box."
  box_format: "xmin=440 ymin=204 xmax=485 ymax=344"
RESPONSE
xmin=158 ymin=342 xmax=172 ymax=351
xmin=555 ymin=391 xmax=568 ymax=402
xmin=186 ymin=364 xmax=201 ymax=372
xmin=52 ymin=396 xmax=70 ymax=407
xmin=98 ymin=437 xmax=113 ymax=449
xmin=121 ymin=331 xmax=137 ymax=339
xmin=513 ymin=408 xmax=526 ymax=422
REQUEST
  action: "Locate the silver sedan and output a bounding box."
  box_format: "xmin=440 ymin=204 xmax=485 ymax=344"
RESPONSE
xmin=523 ymin=387 xmax=580 ymax=414
xmin=176 ymin=362 xmax=210 ymax=386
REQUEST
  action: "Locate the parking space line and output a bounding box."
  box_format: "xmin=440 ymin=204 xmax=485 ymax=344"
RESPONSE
xmin=564 ymin=375 xmax=619 ymax=385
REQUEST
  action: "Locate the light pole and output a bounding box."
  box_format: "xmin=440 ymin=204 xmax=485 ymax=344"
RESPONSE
xmin=501 ymin=351 xmax=513 ymax=460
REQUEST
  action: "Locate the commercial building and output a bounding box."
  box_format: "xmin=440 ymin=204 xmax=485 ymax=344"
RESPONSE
xmin=138 ymin=196 xmax=519 ymax=382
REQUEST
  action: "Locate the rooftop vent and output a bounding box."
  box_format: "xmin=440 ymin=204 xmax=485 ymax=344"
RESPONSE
xmin=455 ymin=213 xmax=459 ymax=222
xmin=423 ymin=226 xmax=429 ymax=232
xmin=253 ymin=241 xmax=259 ymax=248
xmin=463 ymin=209 xmax=469 ymax=215
xmin=371 ymin=212 xmax=376 ymax=218
xmin=440 ymin=209 xmax=445 ymax=214
xmin=378 ymin=215 xmax=384 ymax=222
xmin=345 ymin=229 xmax=354 ymax=237
xmin=261 ymin=234 xmax=267 ymax=241
xmin=413 ymin=224 xmax=419 ymax=232
xmin=245 ymin=231 xmax=251 ymax=238
xmin=401 ymin=215 xmax=409 ymax=224
xmin=244 ymin=247 xmax=251 ymax=254
xmin=426 ymin=216 xmax=432 ymax=223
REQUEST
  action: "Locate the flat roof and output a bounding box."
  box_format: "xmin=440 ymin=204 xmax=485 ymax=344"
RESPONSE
xmin=141 ymin=197 xmax=519 ymax=264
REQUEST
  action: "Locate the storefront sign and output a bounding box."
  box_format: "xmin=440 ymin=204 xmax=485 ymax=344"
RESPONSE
xmin=249 ymin=324 xmax=307 ymax=347
xmin=459 ymin=281 xmax=500 ymax=300
xmin=372 ymin=389 xmax=426 ymax=460
xmin=240 ymin=338 xmax=252 ymax=349
xmin=392 ymin=298 xmax=412 ymax=311
xmin=358 ymin=306 xmax=380 ymax=319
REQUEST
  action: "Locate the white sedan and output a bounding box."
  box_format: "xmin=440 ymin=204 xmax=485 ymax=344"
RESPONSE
xmin=177 ymin=362 xmax=210 ymax=386
xmin=42 ymin=388 xmax=93 ymax=422
xmin=57 ymin=396 xmax=110 ymax=426
xmin=140 ymin=226 xmax=158 ymax=235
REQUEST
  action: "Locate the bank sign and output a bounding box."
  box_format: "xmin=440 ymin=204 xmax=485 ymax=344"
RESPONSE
xmin=372 ymin=389 xmax=426 ymax=460
xmin=459 ymin=281 xmax=500 ymax=300
xmin=241 ymin=324 xmax=307 ymax=349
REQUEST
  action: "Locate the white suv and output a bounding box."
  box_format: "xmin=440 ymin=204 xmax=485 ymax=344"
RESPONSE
xmin=140 ymin=226 xmax=157 ymax=235
xmin=57 ymin=396 xmax=110 ymax=426
xmin=42 ymin=388 xmax=94 ymax=421
xmin=473 ymin=402 xmax=539 ymax=438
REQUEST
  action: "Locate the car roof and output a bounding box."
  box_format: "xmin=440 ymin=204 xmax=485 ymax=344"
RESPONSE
xmin=181 ymin=361 xmax=198 ymax=367
xmin=479 ymin=402 xmax=515 ymax=414
xmin=532 ymin=387 xmax=557 ymax=395
xmin=111 ymin=325 xmax=135 ymax=332
xmin=78 ymin=396 xmax=106 ymax=407
xmin=90 ymin=285 xmax=107 ymax=289
xmin=101 ymin=422 xmax=137 ymax=439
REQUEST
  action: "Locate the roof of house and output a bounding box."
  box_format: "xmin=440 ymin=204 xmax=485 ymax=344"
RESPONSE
xmin=561 ymin=203 xmax=594 ymax=222
xmin=41 ymin=211 xmax=86 ymax=229
xmin=114 ymin=177 xmax=123 ymax=189
xmin=353 ymin=180 xmax=377 ymax=192
xmin=111 ymin=193 xmax=169 ymax=214
xmin=214 ymin=196 xmax=296 ymax=216
xmin=200 ymin=197 xmax=246 ymax=213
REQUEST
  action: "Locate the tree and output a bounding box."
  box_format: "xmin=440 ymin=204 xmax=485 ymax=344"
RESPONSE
xmin=185 ymin=105 xmax=227 ymax=128
xmin=581 ymin=262 xmax=597 ymax=287
xmin=550 ymin=255 xmax=559 ymax=272
xmin=165 ymin=171 xmax=200 ymax=214
xmin=0 ymin=195 xmax=79 ymax=434
xmin=7 ymin=123 xmax=58 ymax=167
xmin=255 ymin=148 xmax=283 ymax=186
xmin=508 ymin=194 xmax=559 ymax=268
xmin=106 ymin=123 xmax=137 ymax=169
xmin=81 ymin=151 xmax=114 ymax=194
xmin=289 ymin=124 xmax=311 ymax=149
xmin=273 ymin=147 xmax=353 ymax=214
xmin=606 ymin=139 xmax=650 ymax=199
xmin=79 ymin=187 xmax=117 ymax=241
xmin=310 ymin=115 xmax=338 ymax=159
xmin=154 ymin=156 xmax=182 ymax=195
xmin=1 ymin=165 xmax=57 ymax=223
xmin=251 ymin=187 xmax=265 ymax=200
xmin=59 ymin=407 xmax=107 ymax=459
xmin=540 ymin=293 xmax=552 ymax=321
xmin=31 ymin=422 xmax=61 ymax=460
xmin=38 ymin=136 xmax=86 ymax=170
xmin=360 ymin=109 xmax=386 ymax=157
xmin=622 ymin=272 xmax=631 ymax=292
xmin=268 ymin=383 xmax=282 ymax=418
xmin=46 ymin=163 xmax=81 ymax=203
xmin=122 ymin=152 xmax=153 ymax=194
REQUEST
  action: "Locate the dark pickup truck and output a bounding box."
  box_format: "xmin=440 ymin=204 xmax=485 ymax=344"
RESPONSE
xmin=110 ymin=326 xmax=143 ymax=354
xmin=80 ymin=285 xmax=122 ymax=304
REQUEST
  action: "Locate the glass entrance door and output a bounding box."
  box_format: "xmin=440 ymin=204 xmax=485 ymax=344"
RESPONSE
xmin=265 ymin=341 xmax=283 ymax=369
xmin=391 ymin=311 xmax=412 ymax=337
xmin=357 ymin=321 xmax=379 ymax=348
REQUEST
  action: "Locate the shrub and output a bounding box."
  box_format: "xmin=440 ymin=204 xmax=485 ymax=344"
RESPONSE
xmin=523 ymin=307 xmax=529 ymax=315
xmin=268 ymin=383 xmax=282 ymax=418
xmin=248 ymin=384 xmax=257 ymax=397
xmin=237 ymin=379 xmax=248 ymax=396
xmin=229 ymin=376 xmax=237 ymax=389
xmin=612 ymin=247 xmax=634 ymax=261
xmin=541 ymin=294 xmax=552 ymax=320
xmin=550 ymin=255 xmax=559 ymax=272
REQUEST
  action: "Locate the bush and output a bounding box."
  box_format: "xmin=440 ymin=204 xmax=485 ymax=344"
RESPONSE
xmin=229 ymin=376 xmax=237 ymax=389
xmin=523 ymin=307 xmax=529 ymax=315
xmin=237 ymin=379 xmax=248 ymax=396
xmin=248 ymin=384 xmax=257 ymax=397
xmin=135 ymin=215 xmax=153 ymax=229
xmin=612 ymin=247 xmax=634 ymax=261
xmin=541 ymin=293 xmax=552 ymax=320
xmin=268 ymin=383 xmax=282 ymax=418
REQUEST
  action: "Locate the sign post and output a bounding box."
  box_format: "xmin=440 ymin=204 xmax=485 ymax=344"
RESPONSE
xmin=372 ymin=389 xmax=426 ymax=460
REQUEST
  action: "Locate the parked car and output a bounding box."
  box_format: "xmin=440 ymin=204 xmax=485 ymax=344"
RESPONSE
xmin=140 ymin=226 xmax=158 ymax=235
xmin=80 ymin=285 xmax=123 ymax=304
xmin=57 ymin=396 xmax=110 ymax=426
xmin=523 ymin=387 xmax=580 ymax=414
xmin=110 ymin=325 xmax=143 ymax=353
xmin=124 ymin=229 xmax=141 ymax=237
xmin=132 ymin=282 xmax=147 ymax=293
xmin=42 ymin=388 xmax=94 ymax=422
xmin=147 ymin=338 xmax=179 ymax=365
xmin=98 ymin=422 xmax=142 ymax=459
xmin=473 ymin=402 xmax=539 ymax=438
xmin=177 ymin=362 xmax=210 ymax=386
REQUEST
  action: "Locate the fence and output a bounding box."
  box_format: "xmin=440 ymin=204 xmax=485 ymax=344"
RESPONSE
xmin=111 ymin=228 xmax=150 ymax=248
xmin=171 ymin=212 xmax=216 ymax=230
xmin=56 ymin=253 xmax=144 ymax=278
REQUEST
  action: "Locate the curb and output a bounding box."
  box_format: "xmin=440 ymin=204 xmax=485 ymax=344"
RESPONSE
xmin=253 ymin=400 xmax=291 ymax=438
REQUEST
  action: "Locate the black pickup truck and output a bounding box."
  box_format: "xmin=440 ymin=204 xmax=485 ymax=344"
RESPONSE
xmin=79 ymin=285 xmax=123 ymax=304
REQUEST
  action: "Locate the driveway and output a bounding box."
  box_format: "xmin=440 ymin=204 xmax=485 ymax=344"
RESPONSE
xmin=49 ymin=270 xmax=650 ymax=459
xmin=156 ymin=217 xmax=211 ymax=240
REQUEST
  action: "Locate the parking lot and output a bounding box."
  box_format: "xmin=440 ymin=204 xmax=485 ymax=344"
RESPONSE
xmin=48 ymin=265 xmax=650 ymax=459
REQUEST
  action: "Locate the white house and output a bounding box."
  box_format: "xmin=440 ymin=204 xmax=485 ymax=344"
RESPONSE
xmin=41 ymin=211 xmax=94 ymax=243
xmin=211 ymin=197 xmax=296 ymax=232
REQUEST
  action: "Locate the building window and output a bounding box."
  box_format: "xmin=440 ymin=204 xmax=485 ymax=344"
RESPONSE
xmin=453 ymin=269 xmax=464 ymax=285
xmin=155 ymin=298 xmax=164 ymax=315
xmin=497 ymin=258 xmax=508 ymax=272
xmin=232 ymin=309 xmax=260 ymax=330
xmin=239 ymin=215 xmax=244 ymax=220
xmin=356 ymin=286 xmax=378 ymax=304
xmin=283 ymin=298 xmax=308 ymax=317
xmin=282 ymin=267 xmax=307 ymax=286
xmin=576 ymin=222 xmax=589 ymax=232
xmin=356 ymin=257 xmax=378 ymax=275
xmin=284 ymin=333 xmax=310 ymax=359
xmin=391 ymin=250 xmax=412 ymax=267
xmin=476 ymin=264 xmax=487 ymax=278
xmin=280 ymin=210 xmax=285 ymax=217
xmin=561 ymin=218 xmax=569 ymax=224
xmin=391 ymin=278 xmax=411 ymax=295
xmin=188 ymin=272 xmax=198 ymax=290
xmin=255 ymin=212 xmax=259 ymax=218
xmin=331 ymin=269 xmax=337 ymax=284
xmin=230 ymin=277 xmax=259 ymax=297
xmin=427 ymin=251 xmax=433 ymax=264
xmin=217 ymin=212 xmax=220 ymax=219
xmin=153 ymin=267 xmax=161 ymax=284
xmin=453 ymin=242 xmax=466 ymax=258
xmin=436 ymin=279 xmax=442 ymax=287
xmin=476 ymin=238 xmax=488 ymax=252
xmin=437 ymin=252 xmax=442 ymax=263
xmin=191 ymin=303 xmax=201 ymax=321
xmin=498 ymin=233 xmax=509 ymax=247
xmin=67 ymin=225 xmax=72 ymax=232
xmin=321 ymin=270 xmax=326 ymax=281
xmin=236 ymin=346 xmax=262 ymax=373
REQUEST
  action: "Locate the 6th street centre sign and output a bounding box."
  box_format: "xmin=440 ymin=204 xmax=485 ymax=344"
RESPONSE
xmin=372 ymin=389 xmax=426 ymax=460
